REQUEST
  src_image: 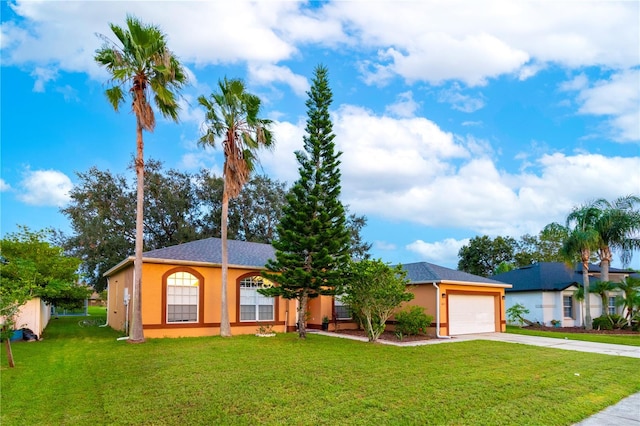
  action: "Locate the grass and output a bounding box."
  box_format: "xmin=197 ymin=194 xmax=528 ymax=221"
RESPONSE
xmin=2 ymin=316 xmax=639 ymax=426
xmin=507 ymin=325 xmax=640 ymax=346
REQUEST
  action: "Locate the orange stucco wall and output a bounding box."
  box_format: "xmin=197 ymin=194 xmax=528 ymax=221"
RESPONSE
xmin=107 ymin=262 xmax=297 ymax=338
xmin=306 ymin=283 xmax=507 ymax=336
xmin=437 ymin=283 xmax=507 ymax=336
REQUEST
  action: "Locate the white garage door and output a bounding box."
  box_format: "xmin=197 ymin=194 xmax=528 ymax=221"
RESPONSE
xmin=448 ymin=294 xmax=496 ymax=335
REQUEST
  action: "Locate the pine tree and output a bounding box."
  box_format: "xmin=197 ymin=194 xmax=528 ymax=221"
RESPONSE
xmin=262 ymin=65 xmax=350 ymax=338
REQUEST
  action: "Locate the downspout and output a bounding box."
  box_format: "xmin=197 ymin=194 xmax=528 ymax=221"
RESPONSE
xmin=433 ymin=283 xmax=451 ymax=339
xmin=99 ymin=278 xmax=109 ymax=327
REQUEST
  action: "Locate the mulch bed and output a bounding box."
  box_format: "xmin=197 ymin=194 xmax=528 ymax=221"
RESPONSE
xmin=333 ymin=329 xmax=434 ymax=342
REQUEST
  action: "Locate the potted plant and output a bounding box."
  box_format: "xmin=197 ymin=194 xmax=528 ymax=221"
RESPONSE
xmin=321 ymin=316 xmax=330 ymax=331
xmin=550 ymin=319 xmax=561 ymax=328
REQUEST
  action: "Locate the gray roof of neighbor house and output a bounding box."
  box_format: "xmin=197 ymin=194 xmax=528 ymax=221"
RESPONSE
xmin=401 ymin=262 xmax=511 ymax=287
xmin=104 ymin=238 xmax=276 ymax=276
xmin=491 ymin=262 xmax=599 ymax=292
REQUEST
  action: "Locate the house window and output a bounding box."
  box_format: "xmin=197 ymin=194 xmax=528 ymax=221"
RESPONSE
xmin=334 ymin=294 xmax=350 ymax=320
xmin=166 ymin=271 xmax=199 ymax=323
xmin=563 ymin=295 xmax=573 ymax=318
xmin=608 ymin=296 xmax=617 ymax=315
xmin=240 ymin=276 xmax=274 ymax=321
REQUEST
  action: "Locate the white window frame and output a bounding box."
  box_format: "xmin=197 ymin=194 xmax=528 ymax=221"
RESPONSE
xmin=239 ymin=276 xmax=274 ymax=322
xmin=563 ymin=295 xmax=573 ymax=319
xmin=334 ymin=294 xmax=351 ymax=320
xmin=608 ymin=296 xmax=617 ymax=315
xmin=166 ymin=271 xmax=199 ymax=323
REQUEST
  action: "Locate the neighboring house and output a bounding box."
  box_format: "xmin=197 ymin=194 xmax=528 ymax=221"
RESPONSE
xmin=106 ymin=239 xmax=512 ymax=338
xmin=13 ymin=297 xmax=51 ymax=338
xmin=492 ymin=262 xmax=632 ymax=327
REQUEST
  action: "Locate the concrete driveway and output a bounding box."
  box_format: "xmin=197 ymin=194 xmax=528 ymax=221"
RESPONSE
xmin=455 ymin=332 xmax=640 ymax=358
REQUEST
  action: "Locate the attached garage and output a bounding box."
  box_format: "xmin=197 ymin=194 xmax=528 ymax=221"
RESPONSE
xmin=448 ymin=294 xmax=497 ymax=335
xmin=401 ymin=262 xmax=511 ymax=337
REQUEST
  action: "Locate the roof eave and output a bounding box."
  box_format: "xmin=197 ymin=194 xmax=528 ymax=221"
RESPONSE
xmin=103 ymin=256 xmax=269 ymax=277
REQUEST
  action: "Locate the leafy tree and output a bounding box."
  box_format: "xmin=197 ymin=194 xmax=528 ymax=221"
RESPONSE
xmin=232 ymin=175 xmax=287 ymax=243
xmin=143 ymin=160 xmax=202 ymax=248
xmin=95 ymin=15 xmax=187 ymax=343
xmin=346 ymin=212 xmax=372 ymax=261
xmin=457 ymin=235 xmax=516 ymax=277
xmin=198 ymin=78 xmax=274 ymax=337
xmin=341 ymin=259 xmax=414 ymax=342
xmin=1 ymin=227 xmax=86 ymax=367
xmin=536 ymin=222 xmax=571 ymax=263
xmin=60 ymin=166 xmax=135 ymax=292
xmin=591 ymin=195 xmax=640 ymax=282
xmin=563 ymin=202 xmax=601 ymax=330
xmin=261 ymin=65 xmax=350 ymax=338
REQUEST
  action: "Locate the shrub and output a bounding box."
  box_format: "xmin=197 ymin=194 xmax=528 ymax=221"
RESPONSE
xmin=394 ymin=306 xmax=433 ymax=336
xmin=592 ymin=314 xmax=625 ymax=331
xmin=506 ymin=303 xmax=530 ymax=326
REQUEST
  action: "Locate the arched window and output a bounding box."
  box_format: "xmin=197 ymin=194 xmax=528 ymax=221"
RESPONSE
xmin=239 ymin=276 xmax=274 ymax=322
xmin=166 ymin=271 xmax=199 ymax=323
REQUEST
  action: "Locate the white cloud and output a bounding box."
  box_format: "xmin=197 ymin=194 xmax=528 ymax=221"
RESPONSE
xmin=331 ymin=1 xmax=638 ymax=85
xmin=18 ymin=169 xmax=72 ymax=206
xmin=5 ymin=1 xmax=637 ymax=92
xmin=247 ymin=64 xmax=309 ymax=97
xmin=30 ymin=66 xmax=57 ymax=92
xmin=385 ymin=91 xmax=420 ymax=118
xmin=438 ymin=84 xmax=485 ymax=113
xmin=406 ymin=238 xmax=470 ymax=267
xmin=574 ymin=70 xmax=640 ymax=142
xmin=0 ymin=178 xmax=11 ymax=192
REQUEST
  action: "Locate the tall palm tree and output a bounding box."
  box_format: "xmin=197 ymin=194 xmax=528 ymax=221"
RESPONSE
xmin=590 ymin=280 xmax=617 ymax=318
xmin=95 ymin=15 xmax=187 ymax=343
xmin=198 ymin=78 xmax=273 ymax=337
xmin=563 ymin=202 xmax=601 ymax=330
xmin=592 ymin=195 xmax=640 ymax=282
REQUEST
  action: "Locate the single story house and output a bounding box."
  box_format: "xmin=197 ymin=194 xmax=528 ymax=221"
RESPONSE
xmin=492 ymin=262 xmax=633 ymax=327
xmin=105 ymin=238 xmax=511 ymax=338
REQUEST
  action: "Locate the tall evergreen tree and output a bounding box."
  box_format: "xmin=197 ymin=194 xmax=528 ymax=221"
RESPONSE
xmin=261 ymin=65 xmax=350 ymax=338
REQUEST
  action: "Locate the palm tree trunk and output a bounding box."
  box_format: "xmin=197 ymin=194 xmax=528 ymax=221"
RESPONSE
xmin=582 ymin=250 xmax=592 ymax=330
xmin=219 ymin=185 xmax=232 ymax=337
xmin=129 ymin=121 xmax=146 ymax=343
xmin=599 ymin=246 xmax=612 ymax=283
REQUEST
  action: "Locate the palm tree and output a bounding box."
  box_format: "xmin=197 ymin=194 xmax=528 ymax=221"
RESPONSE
xmin=590 ymin=280 xmax=617 ymax=318
xmin=95 ymin=15 xmax=187 ymax=343
xmin=563 ymin=202 xmax=601 ymax=330
xmin=592 ymin=195 xmax=640 ymax=282
xmin=198 ymin=78 xmax=273 ymax=337
xmin=615 ymin=276 xmax=640 ymax=326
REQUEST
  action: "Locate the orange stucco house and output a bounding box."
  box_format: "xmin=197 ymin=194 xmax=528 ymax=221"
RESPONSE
xmin=105 ymin=238 xmax=510 ymax=338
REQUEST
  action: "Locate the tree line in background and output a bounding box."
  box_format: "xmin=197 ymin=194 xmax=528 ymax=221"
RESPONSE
xmin=58 ymin=161 xmax=371 ymax=294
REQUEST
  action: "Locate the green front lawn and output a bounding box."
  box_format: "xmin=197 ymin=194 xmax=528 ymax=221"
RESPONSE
xmin=2 ymin=317 xmax=639 ymax=425
xmin=507 ymin=325 xmax=640 ymax=346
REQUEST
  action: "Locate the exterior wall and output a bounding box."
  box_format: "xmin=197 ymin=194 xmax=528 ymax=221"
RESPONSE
xmin=13 ymin=298 xmax=50 ymax=337
xmin=438 ymin=284 xmax=507 ymax=336
xmin=108 ymin=262 xmax=297 ymax=338
xmin=307 ymin=295 xmax=359 ymax=331
xmin=506 ymin=292 xmax=543 ymax=324
xmin=506 ymin=288 xmax=619 ymax=328
xmin=106 ymin=267 xmax=133 ymax=332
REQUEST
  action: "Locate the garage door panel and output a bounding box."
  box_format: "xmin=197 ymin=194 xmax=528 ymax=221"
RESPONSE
xmin=449 ymin=294 xmax=496 ymax=335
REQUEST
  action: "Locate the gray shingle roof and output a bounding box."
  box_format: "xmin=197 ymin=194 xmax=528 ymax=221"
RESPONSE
xmin=143 ymin=237 xmax=275 ymax=268
xmin=401 ymin=262 xmax=510 ymax=286
xmin=491 ymin=262 xmax=599 ymax=292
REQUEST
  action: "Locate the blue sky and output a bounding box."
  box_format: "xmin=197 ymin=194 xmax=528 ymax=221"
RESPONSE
xmin=1 ymin=1 xmax=639 ymax=269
